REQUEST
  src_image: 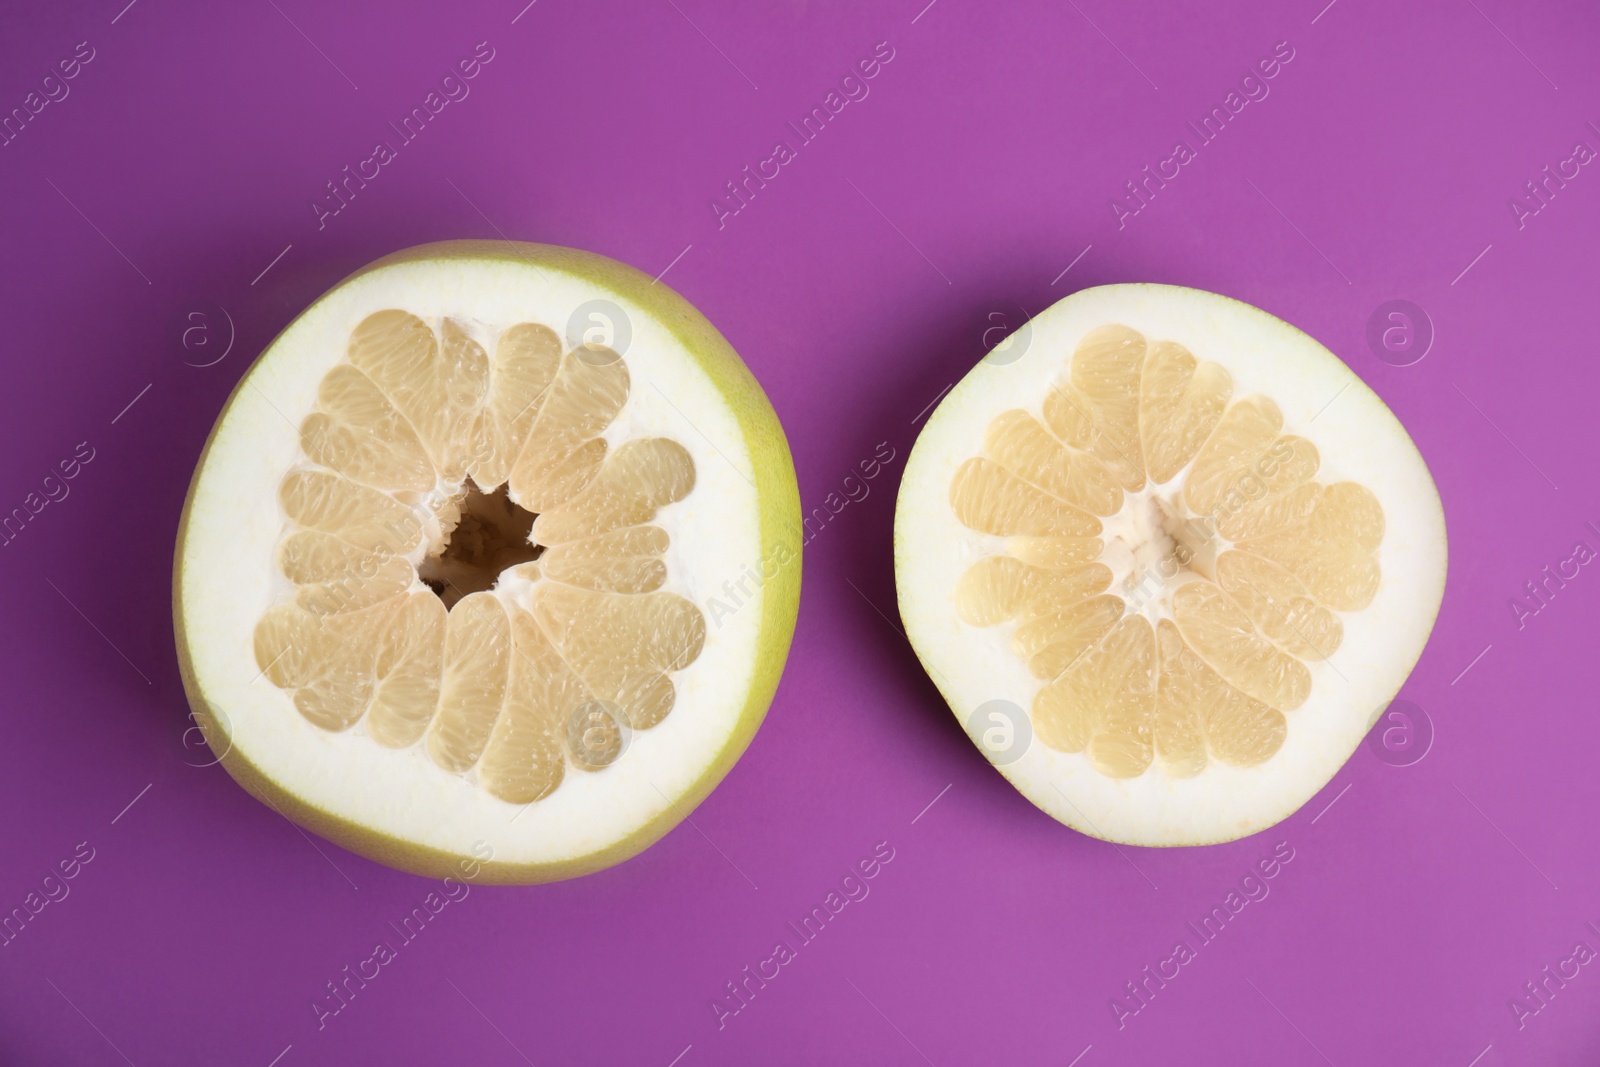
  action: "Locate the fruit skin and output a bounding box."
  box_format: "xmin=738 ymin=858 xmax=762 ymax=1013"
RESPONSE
xmin=173 ymin=240 xmax=801 ymax=884
xmin=893 ymin=283 xmax=1448 ymax=846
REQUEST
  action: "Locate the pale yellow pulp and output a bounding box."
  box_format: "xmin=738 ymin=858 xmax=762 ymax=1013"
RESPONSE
xmin=254 ymin=312 xmax=706 ymax=805
xmin=951 ymin=325 xmax=1382 ymax=779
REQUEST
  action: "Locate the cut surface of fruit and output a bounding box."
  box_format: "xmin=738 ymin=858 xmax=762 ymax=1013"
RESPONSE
xmin=895 ymin=285 xmax=1446 ymax=846
xmin=176 ymin=242 xmax=801 ymax=882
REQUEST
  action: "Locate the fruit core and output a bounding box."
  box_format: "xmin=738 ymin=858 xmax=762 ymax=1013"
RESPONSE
xmin=951 ymin=324 xmax=1383 ymax=780
xmin=1108 ymin=492 xmax=1219 ymax=593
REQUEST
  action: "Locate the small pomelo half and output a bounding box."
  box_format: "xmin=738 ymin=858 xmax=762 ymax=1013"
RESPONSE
xmin=175 ymin=241 xmax=800 ymax=883
xmin=895 ymin=285 xmax=1445 ymax=846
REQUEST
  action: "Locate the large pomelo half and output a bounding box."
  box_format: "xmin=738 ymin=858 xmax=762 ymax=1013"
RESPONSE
xmin=175 ymin=241 xmax=800 ymax=883
xmin=895 ymin=285 xmax=1445 ymax=846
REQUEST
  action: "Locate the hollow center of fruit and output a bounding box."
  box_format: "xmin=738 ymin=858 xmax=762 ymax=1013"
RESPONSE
xmin=418 ymin=484 xmax=542 ymax=610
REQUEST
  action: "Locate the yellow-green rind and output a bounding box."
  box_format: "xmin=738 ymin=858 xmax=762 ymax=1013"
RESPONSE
xmin=173 ymin=240 xmax=801 ymax=884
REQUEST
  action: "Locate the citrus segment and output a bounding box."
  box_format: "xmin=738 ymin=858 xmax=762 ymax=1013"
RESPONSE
xmin=1033 ymin=615 xmax=1155 ymax=778
xmin=1055 ymin=324 xmax=1146 ymax=490
xmin=983 ymin=411 xmax=1123 ymax=516
xmin=508 ymin=350 xmax=628 ymax=510
xmin=366 ymin=592 xmax=447 ymax=748
xmin=347 ymin=311 xmax=490 ymax=482
xmin=1137 ymin=341 xmax=1231 ymax=484
xmin=475 ymin=613 xmax=575 ymax=803
xmin=537 ymin=525 xmax=670 ymax=593
xmin=426 ymin=591 xmax=514 ymax=773
xmin=300 ymin=365 xmax=435 ymax=492
xmin=465 ymin=324 xmax=561 ymax=489
xmin=278 ymin=470 xmax=420 ymax=553
xmin=950 ymin=458 xmax=1100 ymax=538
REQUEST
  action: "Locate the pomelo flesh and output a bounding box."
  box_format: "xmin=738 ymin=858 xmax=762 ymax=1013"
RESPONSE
xmin=895 ymin=285 xmax=1446 ymax=846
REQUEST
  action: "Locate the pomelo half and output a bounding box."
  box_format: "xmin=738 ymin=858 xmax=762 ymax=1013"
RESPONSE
xmin=175 ymin=241 xmax=800 ymax=883
xmin=895 ymin=285 xmax=1445 ymax=846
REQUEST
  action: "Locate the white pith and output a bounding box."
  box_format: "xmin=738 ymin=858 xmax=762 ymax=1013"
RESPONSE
xmin=178 ymin=257 xmax=767 ymax=866
xmin=895 ymin=285 xmax=1447 ymax=846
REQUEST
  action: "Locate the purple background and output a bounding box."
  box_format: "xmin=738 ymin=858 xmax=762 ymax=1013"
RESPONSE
xmin=0 ymin=0 xmax=1595 ymax=1063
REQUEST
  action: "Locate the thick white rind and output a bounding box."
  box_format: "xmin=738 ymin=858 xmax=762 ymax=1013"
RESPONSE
xmin=178 ymin=256 xmax=769 ymax=867
xmin=894 ymin=284 xmax=1447 ymax=847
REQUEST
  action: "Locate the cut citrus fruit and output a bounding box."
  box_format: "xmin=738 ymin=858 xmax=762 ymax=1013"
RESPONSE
xmin=895 ymin=285 xmax=1445 ymax=845
xmin=175 ymin=241 xmax=801 ymax=883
